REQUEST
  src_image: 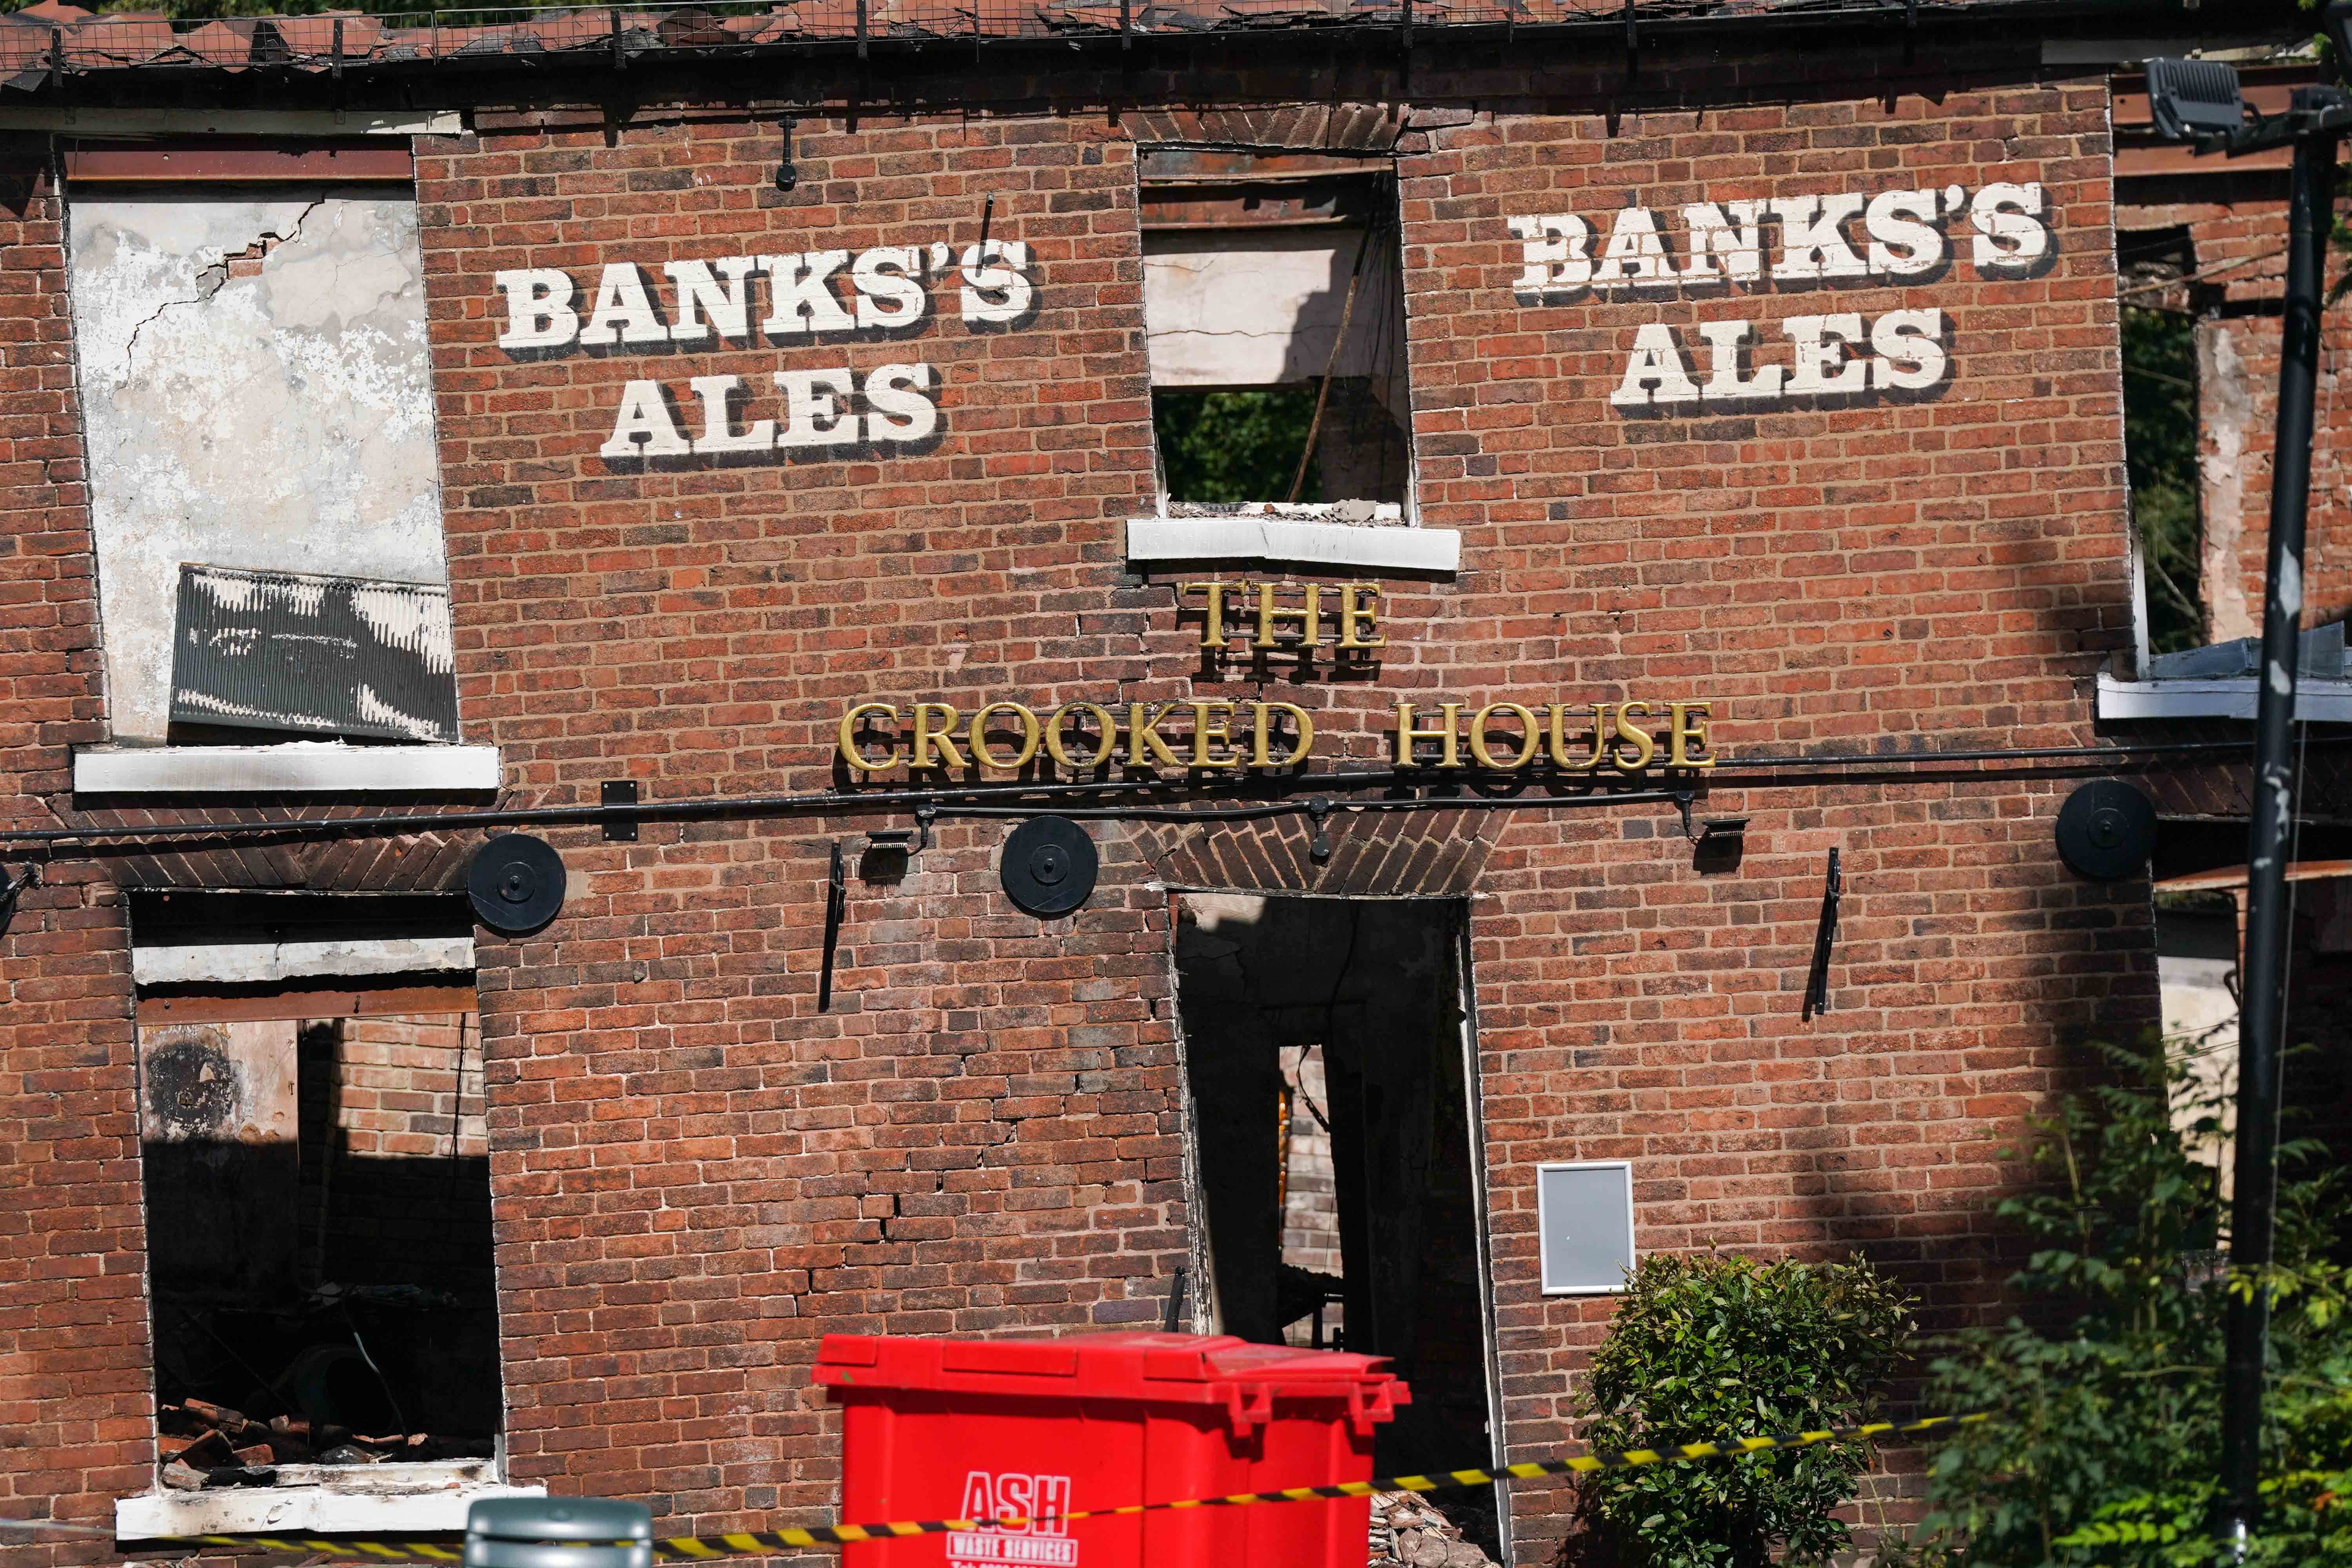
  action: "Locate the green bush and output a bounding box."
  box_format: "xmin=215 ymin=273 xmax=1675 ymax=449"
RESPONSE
xmin=1572 ymin=1251 xmax=1915 ymax=1568
xmin=1914 ymin=1039 xmax=2352 ymax=1566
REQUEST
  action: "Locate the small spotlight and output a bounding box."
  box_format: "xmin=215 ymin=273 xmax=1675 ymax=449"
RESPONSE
xmin=1692 ymin=818 xmax=1747 ymax=876
xmin=0 ymin=863 xmax=36 ymax=933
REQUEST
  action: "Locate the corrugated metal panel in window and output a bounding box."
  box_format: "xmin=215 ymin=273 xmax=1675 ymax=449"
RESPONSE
xmin=170 ymin=564 xmax=459 ymax=744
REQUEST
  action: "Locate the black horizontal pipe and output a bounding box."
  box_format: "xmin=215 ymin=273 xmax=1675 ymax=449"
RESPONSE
xmin=0 ymin=734 xmax=2292 ymax=857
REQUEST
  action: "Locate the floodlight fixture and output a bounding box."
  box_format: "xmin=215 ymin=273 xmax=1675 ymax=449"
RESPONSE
xmin=2144 ymin=57 xmax=2246 ymax=143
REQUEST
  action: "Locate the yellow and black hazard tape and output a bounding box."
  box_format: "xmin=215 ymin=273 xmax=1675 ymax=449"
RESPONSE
xmin=8 ymin=1412 xmax=1987 ymax=1564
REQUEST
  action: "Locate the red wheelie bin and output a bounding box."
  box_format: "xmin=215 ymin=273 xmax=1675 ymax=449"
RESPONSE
xmin=813 ymin=1331 xmax=1408 ymax=1568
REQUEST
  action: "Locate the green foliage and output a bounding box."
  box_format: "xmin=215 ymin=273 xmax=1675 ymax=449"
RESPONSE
xmin=2122 ymin=307 xmax=2203 ymax=657
xmin=1572 ymin=1252 xmax=1915 ymax=1568
xmin=1152 ymin=388 xmax=1322 ymax=505
xmin=1915 ymin=1038 xmax=2352 ymax=1566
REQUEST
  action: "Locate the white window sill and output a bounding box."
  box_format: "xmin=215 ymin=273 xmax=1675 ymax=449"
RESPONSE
xmin=2097 ymin=672 xmax=2352 ymax=722
xmin=118 ymin=1464 xmax=542 ymax=1539
xmin=133 ymin=936 xmax=476 ymax=988
xmin=1125 ymin=515 xmax=1459 ymax=573
xmin=76 ymin=743 xmax=500 ymax=795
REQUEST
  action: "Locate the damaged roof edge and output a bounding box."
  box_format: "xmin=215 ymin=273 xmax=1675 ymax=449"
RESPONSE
xmin=0 ymin=0 xmax=2303 ymax=100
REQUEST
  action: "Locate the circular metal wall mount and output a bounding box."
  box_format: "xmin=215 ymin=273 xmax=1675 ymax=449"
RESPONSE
xmin=2054 ymin=779 xmax=2158 ymax=881
xmin=467 ymin=833 xmax=568 ymax=934
xmin=1000 ymin=816 xmax=1099 ymax=917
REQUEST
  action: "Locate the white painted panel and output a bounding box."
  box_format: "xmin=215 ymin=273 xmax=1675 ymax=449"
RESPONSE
xmin=68 ymin=192 xmax=449 ymax=741
xmin=75 ymin=743 xmax=499 ymax=793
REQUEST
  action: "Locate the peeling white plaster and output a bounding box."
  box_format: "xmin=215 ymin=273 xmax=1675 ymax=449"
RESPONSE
xmin=2198 ymin=321 xmax=2257 ymax=643
xmin=68 ymin=192 xmax=449 ymax=743
xmin=132 ymin=936 xmax=475 ymax=987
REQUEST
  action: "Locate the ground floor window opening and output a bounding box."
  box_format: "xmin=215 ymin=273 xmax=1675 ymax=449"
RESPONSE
xmin=1174 ymin=893 xmax=1501 ymax=1561
xmin=140 ymin=1005 xmax=501 ymax=1491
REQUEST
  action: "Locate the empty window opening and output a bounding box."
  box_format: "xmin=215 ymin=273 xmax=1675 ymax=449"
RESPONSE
xmin=135 ymin=897 xmax=497 ymax=1499
xmin=1142 ymin=156 xmax=1413 ymax=513
xmin=2117 ymin=227 xmax=2203 ymax=658
xmin=1175 ymin=894 xmax=1499 ymax=1560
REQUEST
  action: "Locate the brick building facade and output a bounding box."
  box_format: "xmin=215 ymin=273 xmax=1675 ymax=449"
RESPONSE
xmin=0 ymin=3 xmax=2323 ymax=1562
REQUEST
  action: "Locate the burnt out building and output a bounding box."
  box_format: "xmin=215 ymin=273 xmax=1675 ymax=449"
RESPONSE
xmin=0 ymin=0 xmax=2332 ymax=1561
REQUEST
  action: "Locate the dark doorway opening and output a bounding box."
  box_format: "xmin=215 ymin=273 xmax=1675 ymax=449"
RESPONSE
xmin=1174 ymin=893 xmax=1499 ymax=1557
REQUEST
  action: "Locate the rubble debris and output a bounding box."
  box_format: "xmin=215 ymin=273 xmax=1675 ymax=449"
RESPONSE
xmin=162 ymin=1429 xmax=233 ymax=1469
xmin=1367 ymin=1492 xmax=1499 ymax=1568
xmin=154 ymin=1401 xmax=490 ymax=1488
xmin=206 ymin=1466 xmax=280 ymax=1489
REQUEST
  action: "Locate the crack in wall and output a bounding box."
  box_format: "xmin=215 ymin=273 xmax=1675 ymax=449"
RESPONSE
xmin=194 ymin=198 xmax=327 ymax=300
xmin=118 ymin=198 xmax=331 ymax=381
xmin=117 ymin=289 xmax=202 ymax=383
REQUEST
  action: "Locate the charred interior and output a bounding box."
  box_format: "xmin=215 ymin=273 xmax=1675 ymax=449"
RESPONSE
xmin=1174 ymin=894 xmax=1498 ymax=1556
xmin=134 ymin=894 xmax=498 ymax=1492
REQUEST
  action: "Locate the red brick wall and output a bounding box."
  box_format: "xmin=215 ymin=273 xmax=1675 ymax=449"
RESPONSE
xmin=1399 ymin=80 xmax=2150 ymax=1551
xmin=332 ymin=1012 xmax=486 ymax=1159
xmin=0 ymin=143 xmax=151 ymax=1560
xmin=412 ymin=66 xmax=2155 ymax=1558
xmin=414 ymin=114 xmax=1185 ymax=1528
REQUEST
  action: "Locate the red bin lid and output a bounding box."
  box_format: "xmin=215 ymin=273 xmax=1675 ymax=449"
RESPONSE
xmin=813 ymin=1330 xmax=1408 ymax=1412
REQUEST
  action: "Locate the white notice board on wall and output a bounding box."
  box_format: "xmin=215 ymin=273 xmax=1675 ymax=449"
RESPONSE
xmin=1536 ymin=1161 xmax=1635 ymax=1295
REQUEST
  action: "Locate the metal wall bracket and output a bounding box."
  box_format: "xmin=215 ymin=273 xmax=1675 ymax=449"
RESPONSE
xmin=1800 ymin=847 xmax=1841 ymax=1020
xmin=774 ymin=115 xmax=798 ymax=191
xmin=818 ymin=839 xmax=848 ymax=1011
xmin=601 ymin=779 xmax=639 ymax=842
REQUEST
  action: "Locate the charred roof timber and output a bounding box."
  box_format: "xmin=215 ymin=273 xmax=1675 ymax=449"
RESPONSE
xmin=0 ymin=0 xmax=2304 ymax=112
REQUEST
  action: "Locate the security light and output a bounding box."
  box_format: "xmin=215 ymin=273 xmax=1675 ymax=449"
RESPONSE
xmin=2143 ymin=57 xmax=2246 ymax=143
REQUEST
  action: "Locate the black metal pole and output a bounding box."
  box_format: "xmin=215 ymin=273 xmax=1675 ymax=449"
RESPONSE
xmin=2218 ymin=107 xmax=2339 ymax=1555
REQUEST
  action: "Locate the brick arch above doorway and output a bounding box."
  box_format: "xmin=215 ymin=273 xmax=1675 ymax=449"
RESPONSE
xmin=1131 ymin=804 xmax=1503 ymax=895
